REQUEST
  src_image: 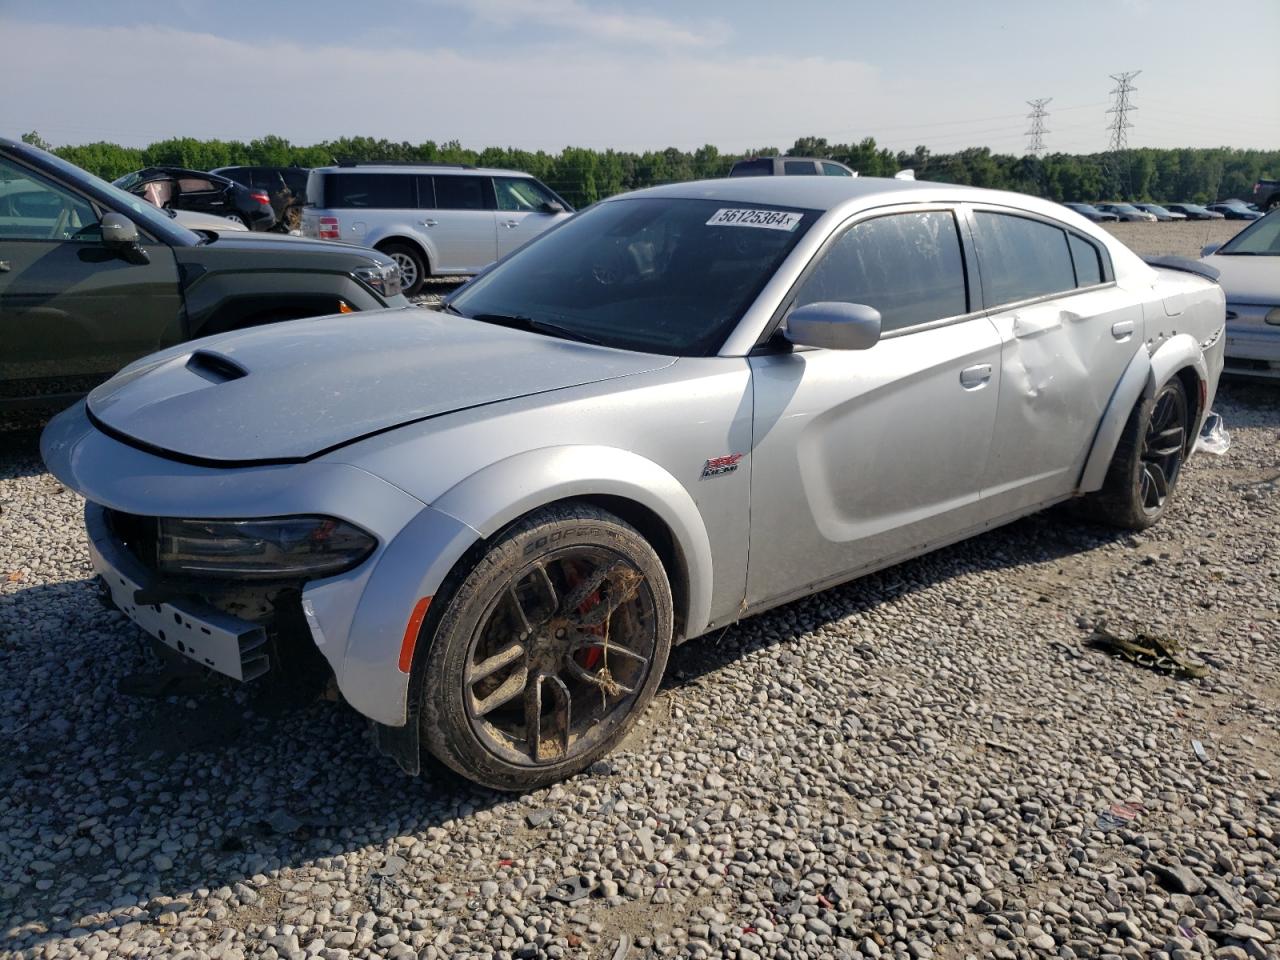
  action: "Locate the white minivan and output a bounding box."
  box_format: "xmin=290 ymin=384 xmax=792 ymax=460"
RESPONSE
xmin=301 ymin=163 xmax=573 ymax=295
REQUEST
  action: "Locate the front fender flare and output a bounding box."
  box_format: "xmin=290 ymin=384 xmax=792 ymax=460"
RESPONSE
xmin=1078 ymin=334 xmax=1206 ymax=493
xmin=432 ymin=445 xmax=715 ymax=641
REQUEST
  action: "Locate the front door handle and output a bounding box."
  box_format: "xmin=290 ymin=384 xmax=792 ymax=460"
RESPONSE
xmin=0 ymin=260 xmax=10 ymax=272
xmin=960 ymin=363 xmax=993 ymax=389
xmin=501 ymin=220 xmax=520 ymax=228
xmin=1111 ymin=319 xmax=1135 ymax=340
xmin=420 ymin=219 xmax=438 ymax=227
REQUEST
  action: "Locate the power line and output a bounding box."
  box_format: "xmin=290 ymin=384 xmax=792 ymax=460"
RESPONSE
xmin=1106 ymin=70 xmax=1141 ymax=151
xmin=1025 ymin=98 xmax=1051 ymax=156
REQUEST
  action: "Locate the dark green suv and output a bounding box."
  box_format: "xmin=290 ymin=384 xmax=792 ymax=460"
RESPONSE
xmin=0 ymin=138 xmax=408 ymax=428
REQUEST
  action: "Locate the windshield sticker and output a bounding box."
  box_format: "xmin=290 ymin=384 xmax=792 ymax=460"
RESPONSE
xmin=706 ymin=208 xmax=803 ymax=231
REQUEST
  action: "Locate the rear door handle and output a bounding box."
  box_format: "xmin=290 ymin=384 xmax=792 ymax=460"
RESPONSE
xmin=960 ymin=363 xmax=993 ymax=389
xmin=501 ymin=220 xmax=520 ymax=228
xmin=0 ymin=260 xmax=10 ymax=272
xmin=420 ymin=219 xmax=438 ymax=227
xmin=1111 ymin=319 xmax=1135 ymax=340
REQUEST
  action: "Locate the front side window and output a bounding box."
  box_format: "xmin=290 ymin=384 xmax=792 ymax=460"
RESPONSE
xmin=495 ymin=177 xmax=559 ymax=212
xmin=972 ymin=211 xmax=1075 ymax=306
xmin=434 ymin=175 xmax=492 ymax=211
xmin=784 ymin=160 xmax=818 ymax=176
xmin=795 ymin=210 xmax=968 ymax=333
xmin=0 ymin=156 xmax=100 ymax=241
xmin=326 ymin=173 xmax=416 ymax=209
xmin=449 ymin=197 xmax=818 ymax=356
xmin=822 ymin=162 xmax=852 ymax=177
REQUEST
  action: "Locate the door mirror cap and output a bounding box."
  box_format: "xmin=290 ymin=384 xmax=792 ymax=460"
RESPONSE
xmin=101 ymin=212 xmax=140 ymax=246
xmin=1200 ymin=242 xmax=1222 ymax=258
xmin=540 ymin=200 xmax=565 ymax=214
xmin=785 ymin=301 xmax=882 ymax=350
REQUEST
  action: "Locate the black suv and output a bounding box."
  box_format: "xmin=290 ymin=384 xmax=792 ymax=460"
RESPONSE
xmin=113 ymin=166 xmax=277 ymax=231
xmin=0 ymin=138 xmax=407 ymax=427
xmin=212 ymin=165 xmax=310 ymax=230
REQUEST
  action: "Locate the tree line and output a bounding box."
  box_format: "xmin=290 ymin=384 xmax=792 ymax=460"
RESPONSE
xmin=23 ymin=131 xmax=1278 ymax=210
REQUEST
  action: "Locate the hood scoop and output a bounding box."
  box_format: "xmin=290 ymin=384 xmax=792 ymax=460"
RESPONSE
xmin=185 ymin=350 xmax=247 ymax=384
xmin=87 ymin=308 xmax=673 ymax=464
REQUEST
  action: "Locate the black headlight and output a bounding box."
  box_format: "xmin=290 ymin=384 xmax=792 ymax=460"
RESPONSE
xmin=156 ymin=516 xmax=376 ymax=580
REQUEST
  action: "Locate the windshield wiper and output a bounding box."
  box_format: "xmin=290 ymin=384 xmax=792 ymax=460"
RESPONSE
xmin=466 ymin=312 xmax=603 ymax=345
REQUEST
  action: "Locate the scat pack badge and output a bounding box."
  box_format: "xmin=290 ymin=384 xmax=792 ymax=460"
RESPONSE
xmin=701 ymin=453 xmax=743 ymax=479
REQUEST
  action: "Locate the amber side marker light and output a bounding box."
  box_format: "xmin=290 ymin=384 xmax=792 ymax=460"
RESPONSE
xmin=399 ymin=597 xmax=433 ymax=673
xmin=338 ymin=300 xmax=353 ymax=313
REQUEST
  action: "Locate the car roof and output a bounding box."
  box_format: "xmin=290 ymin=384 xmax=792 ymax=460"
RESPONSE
xmin=613 ymin=175 xmax=1060 ymax=215
xmin=312 ymin=164 xmax=534 ymax=177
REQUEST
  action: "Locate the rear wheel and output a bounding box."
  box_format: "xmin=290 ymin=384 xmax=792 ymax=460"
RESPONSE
xmin=420 ymin=504 xmax=673 ymax=791
xmin=379 ymin=241 xmax=427 ymax=296
xmin=1082 ymin=377 xmax=1190 ymax=530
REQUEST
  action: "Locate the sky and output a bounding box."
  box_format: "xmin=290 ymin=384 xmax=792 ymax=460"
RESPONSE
xmin=1 ymin=0 xmax=1277 ymax=156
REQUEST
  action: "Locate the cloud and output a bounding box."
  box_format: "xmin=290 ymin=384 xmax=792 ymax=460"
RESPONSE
xmin=0 ymin=22 xmax=879 ymax=153
xmin=431 ymin=0 xmax=731 ymax=49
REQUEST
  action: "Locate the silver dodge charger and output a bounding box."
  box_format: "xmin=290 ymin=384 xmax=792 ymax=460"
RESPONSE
xmin=42 ymin=176 xmax=1226 ymax=790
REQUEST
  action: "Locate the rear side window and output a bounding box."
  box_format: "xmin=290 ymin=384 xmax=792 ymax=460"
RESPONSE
xmin=784 ymin=160 xmax=818 ymax=176
xmin=729 ymin=159 xmax=773 ymax=177
xmin=1068 ymin=234 xmax=1104 ymax=287
xmin=324 ymin=172 xmax=416 ymax=209
xmin=972 ymin=212 xmax=1076 ymax=306
xmin=796 ymin=210 xmax=968 ymax=333
xmin=433 ymin=175 xmax=493 ymax=211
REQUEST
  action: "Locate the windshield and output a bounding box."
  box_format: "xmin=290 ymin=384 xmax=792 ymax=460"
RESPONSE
xmin=1109 ymin=204 xmax=1140 ymax=213
xmin=1179 ymin=204 xmax=1208 ymax=214
xmin=447 ymin=197 xmax=819 ymax=355
xmin=1217 ymin=211 xmax=1280 ymax=255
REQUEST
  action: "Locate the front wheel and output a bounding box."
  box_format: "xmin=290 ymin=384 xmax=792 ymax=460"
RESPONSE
xmin=419 ymin=504 xmax=673 ymax=791
xmin=1081 ymin=377 xmax=1190 ymax=530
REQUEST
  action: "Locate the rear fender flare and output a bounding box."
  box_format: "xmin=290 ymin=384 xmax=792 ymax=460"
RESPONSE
xmin=1078 ymin=335 xmax=1205 ymax=493
xmin=432 ymin=445 xmax=715 ymax=640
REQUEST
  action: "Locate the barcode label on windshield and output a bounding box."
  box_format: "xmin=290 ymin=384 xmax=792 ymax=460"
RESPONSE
xmin=706 ymin=208 xmax=803 ymax=231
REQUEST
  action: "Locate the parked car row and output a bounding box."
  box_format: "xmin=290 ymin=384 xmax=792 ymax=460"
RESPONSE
xmin=1061 ymin=200 xmax=1265 ymax=223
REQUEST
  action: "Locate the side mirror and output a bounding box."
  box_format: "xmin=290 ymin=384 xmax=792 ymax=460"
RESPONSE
xmin=100 ymin=212 xmax=149 ymax=264
xmin=786 ymin=301 xmax=882 ymax=350
xmin=1200 ymin=242 xmax=1222 ymax=258
xmin=540 ymin=200 xmax=565 ymax=214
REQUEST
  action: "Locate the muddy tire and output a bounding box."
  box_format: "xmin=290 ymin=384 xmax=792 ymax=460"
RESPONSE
xmin=420 ymin=503 xmax=672 ymax=791
xmin=1081 ymin=377 xmax=1190 ymax=530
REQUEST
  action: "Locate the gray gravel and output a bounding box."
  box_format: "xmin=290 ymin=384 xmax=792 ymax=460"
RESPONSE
xmin=1 ymin=377 xmax=1277 ymax=960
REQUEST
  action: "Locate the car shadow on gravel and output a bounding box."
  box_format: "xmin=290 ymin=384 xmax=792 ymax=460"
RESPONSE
xmin=0 ymin=429 xmax=48 ymax=481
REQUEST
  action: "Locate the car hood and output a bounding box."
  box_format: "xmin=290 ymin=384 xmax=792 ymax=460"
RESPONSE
xmin=87 ymin=308 xmax=675 ymax=464
xmin=195 ymin=232 xmax=365 ymax=255
xmin=1203 ymin=255 xmax=1279 ymax=304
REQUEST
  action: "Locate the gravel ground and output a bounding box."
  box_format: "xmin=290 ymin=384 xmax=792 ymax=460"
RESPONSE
xmin=1103 ymin=221 xmax=1246 ymax=259
xmin=2 ymin=241 xmax=1278 ymax=960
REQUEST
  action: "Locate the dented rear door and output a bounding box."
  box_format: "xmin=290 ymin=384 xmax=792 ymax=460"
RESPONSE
xmin=969 ymin=207 xmax=1141 ymax=512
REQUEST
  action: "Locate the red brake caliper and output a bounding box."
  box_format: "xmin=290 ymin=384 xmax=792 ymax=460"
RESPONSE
xmin=565 ymin=561 xmax=605 ymax=670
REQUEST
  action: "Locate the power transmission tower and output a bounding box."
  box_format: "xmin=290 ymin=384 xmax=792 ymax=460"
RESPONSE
xmin=1025 ymin=98 xmax=1051 ymax=156
xmin=1106 ymin=71 xmax=1141 ymax=151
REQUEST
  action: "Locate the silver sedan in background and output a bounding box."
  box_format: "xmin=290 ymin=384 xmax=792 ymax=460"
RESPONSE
xmin=43 ymin=176 xmax=1225 ymax=790
xmin=1202 ymin=209 xmax=1280 ymax=378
